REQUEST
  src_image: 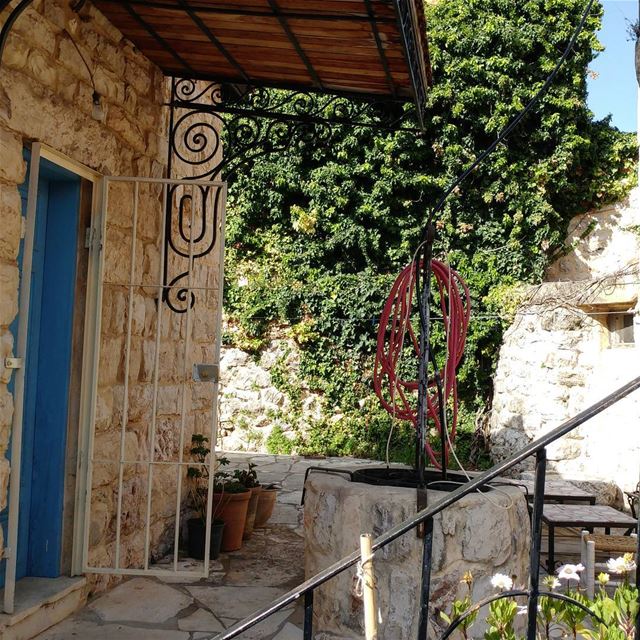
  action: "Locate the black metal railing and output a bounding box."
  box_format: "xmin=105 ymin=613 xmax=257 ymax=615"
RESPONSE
xmin=214 ymin=375 xmax=640 ymax=640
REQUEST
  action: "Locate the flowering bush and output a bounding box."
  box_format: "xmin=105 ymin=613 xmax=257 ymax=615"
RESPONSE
xmin=440 ymin=555 xmax=638 ymax=639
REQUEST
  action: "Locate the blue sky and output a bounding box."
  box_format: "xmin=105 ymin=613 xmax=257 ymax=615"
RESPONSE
xmin=587 ymin=0 xmax=637 ymax=131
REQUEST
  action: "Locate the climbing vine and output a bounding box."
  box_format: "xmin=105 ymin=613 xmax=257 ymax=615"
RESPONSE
xmin=223 ymin=0 xmax=637 ymax=464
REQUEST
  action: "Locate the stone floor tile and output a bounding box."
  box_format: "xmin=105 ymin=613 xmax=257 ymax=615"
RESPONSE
xmin=272 ymin=622 xmax=303 ymax=640
xmin=280 ymin=475 xmax=306 ymax=491
xmin=186 ymin=585 xmax=289 ymax=620
xmin=88 ymin=578 xmax=192 ymax=623
xmin=278 ymin=490 xmax=303 ymax=505
xmin=35 ymin=618 xmax=189 ymax=639
xmin=255 ymin=472 xmax=288 ymax=487
xmin=232 ymin=606 xmax=296 ymax=640
xmin=269 ymin=503 xmax=301 ymax=525
xmin=224 ymin=556 xmax=301 ymax=587
xmin=177 ymin=607 xmax=225 ymax=632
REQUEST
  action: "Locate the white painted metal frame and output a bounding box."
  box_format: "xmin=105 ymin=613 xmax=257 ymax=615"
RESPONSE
xmin=82 ymin=176 xmax=227 ymax=579
xmin=3 ymin=144 xmax=102 ymax=614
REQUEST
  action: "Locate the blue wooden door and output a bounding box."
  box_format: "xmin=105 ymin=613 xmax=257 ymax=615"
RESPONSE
xmin=0 ymin=157 xmax=81 ymax=586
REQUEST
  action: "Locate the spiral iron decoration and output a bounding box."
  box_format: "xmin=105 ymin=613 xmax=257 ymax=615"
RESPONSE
xmin=163 ymin=78 xmax=421 ymax=313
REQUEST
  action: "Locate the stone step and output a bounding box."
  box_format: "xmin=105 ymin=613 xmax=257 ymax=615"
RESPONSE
xmin=0 ymin=576 xmax=87 ymax=640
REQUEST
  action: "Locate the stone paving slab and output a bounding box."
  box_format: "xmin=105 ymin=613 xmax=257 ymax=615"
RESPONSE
xmin=88 ymin=578 xmax=193 ymax=624
xmin=272 ymin=622 xmax=303 ymax=640
xmin=178 ymin=608 xmax=225 ymax=633
xmin=37 ymin=619 xmax=190 ymax=640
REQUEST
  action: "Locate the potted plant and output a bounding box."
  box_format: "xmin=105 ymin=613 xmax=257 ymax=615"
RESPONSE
xmin=254 ymin=483 xmax=278 ymax=529
xmin=213 ymin=470 xmax=251 ymax=552
xmin=186 ymin=434 xmax=226 ymax=560
xmin=233 ymin=463 xmax=263 ymax=540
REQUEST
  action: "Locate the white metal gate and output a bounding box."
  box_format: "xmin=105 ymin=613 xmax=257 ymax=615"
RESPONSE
xmin=82 ymin=176 xmax=226 ymax=579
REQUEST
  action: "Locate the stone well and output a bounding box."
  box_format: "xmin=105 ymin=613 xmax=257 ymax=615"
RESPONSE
xmin=304 ymin=471 xmax=530 ymax=640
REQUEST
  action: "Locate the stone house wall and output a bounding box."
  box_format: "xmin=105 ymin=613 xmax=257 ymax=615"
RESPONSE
xmin=489 ymin=188 xmax=640 ymax=498
xmin=0 ymin=0 xmax=222 ymax=591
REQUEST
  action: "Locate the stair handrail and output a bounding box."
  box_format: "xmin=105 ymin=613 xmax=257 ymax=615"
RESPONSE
xmin=215 ymin=374 xmax=640 ymax=640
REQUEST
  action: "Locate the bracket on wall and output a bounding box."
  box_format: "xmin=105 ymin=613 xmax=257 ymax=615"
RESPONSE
xmin=162 ymin=77 xmax=423 ymax=313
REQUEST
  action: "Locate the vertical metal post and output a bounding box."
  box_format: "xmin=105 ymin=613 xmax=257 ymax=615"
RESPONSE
xmin=303 ymin=589 xmax=314 ymax=640
xmin=526 ymin=448 xmax=547 ymax=640
xmin=114 ymin=180 xmax=139 ymax=570
xmin=417 ymin=516 xmax=434 ymax=639
xmin=416 ymin=225 xmax=435 ymax=536
xmin=143 ymin=182 xmax=168 ymax=570
xmin=173 ymin=182 xmax=196 ymax=572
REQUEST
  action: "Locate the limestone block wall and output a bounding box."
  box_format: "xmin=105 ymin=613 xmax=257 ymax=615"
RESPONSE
xmin=490 ymin=188 xmax=640 ymax=497
xmin=218 ymin=337 xmax=322 ymax=452
xmin=0 ymin=0 xmax=223 ymax=589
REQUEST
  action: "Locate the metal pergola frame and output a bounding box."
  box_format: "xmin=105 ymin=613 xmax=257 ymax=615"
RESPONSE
xmin=89 ymin=0 xmax=430 ymax=123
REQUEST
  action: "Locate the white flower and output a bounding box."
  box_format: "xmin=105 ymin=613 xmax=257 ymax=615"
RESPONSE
xmin=490 ymin=573 xmax=513 ymax=591
xmin=543 ymin=576 xmax=561 ymax=590
xmin=237 ymin=276 xmax=249 ymax=287
xmin=606 ymin=555 xmax=637 ymax=575
xmin=557 ymin=563 xmax=585 ymax=582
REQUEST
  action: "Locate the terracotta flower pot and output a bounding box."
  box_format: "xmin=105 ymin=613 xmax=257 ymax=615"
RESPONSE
xmin=242 ymin=485 xmax=263 ymax=540
xmin=254 ymin=487 xmax=277 ymax=528
xmin=214 ymin=489 xmax=251 ymax=551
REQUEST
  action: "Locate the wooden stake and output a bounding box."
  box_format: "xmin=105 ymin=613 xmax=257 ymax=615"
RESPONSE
xmin=360 ymin=533 xmax=378 ymax=640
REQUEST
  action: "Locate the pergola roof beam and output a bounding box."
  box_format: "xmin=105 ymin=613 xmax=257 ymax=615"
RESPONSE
xmin=178 ymin=0 xmax=250 ymax=83
xmin=266 ymin=0 xmax=323 ymax=90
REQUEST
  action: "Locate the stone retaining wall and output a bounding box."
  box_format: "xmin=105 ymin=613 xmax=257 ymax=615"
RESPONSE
xmin=218 ymin=338 xmax=322 ymax=452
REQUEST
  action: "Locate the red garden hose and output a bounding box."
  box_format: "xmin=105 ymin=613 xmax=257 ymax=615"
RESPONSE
xmin=373 ymin=260 xmax=470 ymax=468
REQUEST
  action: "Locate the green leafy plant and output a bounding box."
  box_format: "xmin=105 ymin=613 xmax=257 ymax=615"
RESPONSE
xmin=186 ymin=434 xmax=243 ymax=524
xmin=233 ymin=462 xmax=259 ymax=488
xmin=440 ymin=572 xmax=478 ymax=640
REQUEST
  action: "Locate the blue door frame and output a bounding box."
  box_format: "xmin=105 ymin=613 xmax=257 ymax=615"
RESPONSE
xmin=0 ymin=156 xmax=82 ymax=586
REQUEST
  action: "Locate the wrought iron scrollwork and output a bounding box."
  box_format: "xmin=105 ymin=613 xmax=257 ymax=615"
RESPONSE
xmin=162 ymin=180 xmax=222 ymax=314
xmin=163 ymin=77 xmax=422 ymax=313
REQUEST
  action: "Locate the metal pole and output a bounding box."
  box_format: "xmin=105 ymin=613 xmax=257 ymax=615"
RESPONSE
xmin=417 ymin=516 xmax=434 ymax=639
xmin=416 ymin=225 xmax=435 ymax=537
xmin=526 ymin=448 xmax=547 ymax=640
xmin=303 ymin=590 xmax=314 ymax=640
